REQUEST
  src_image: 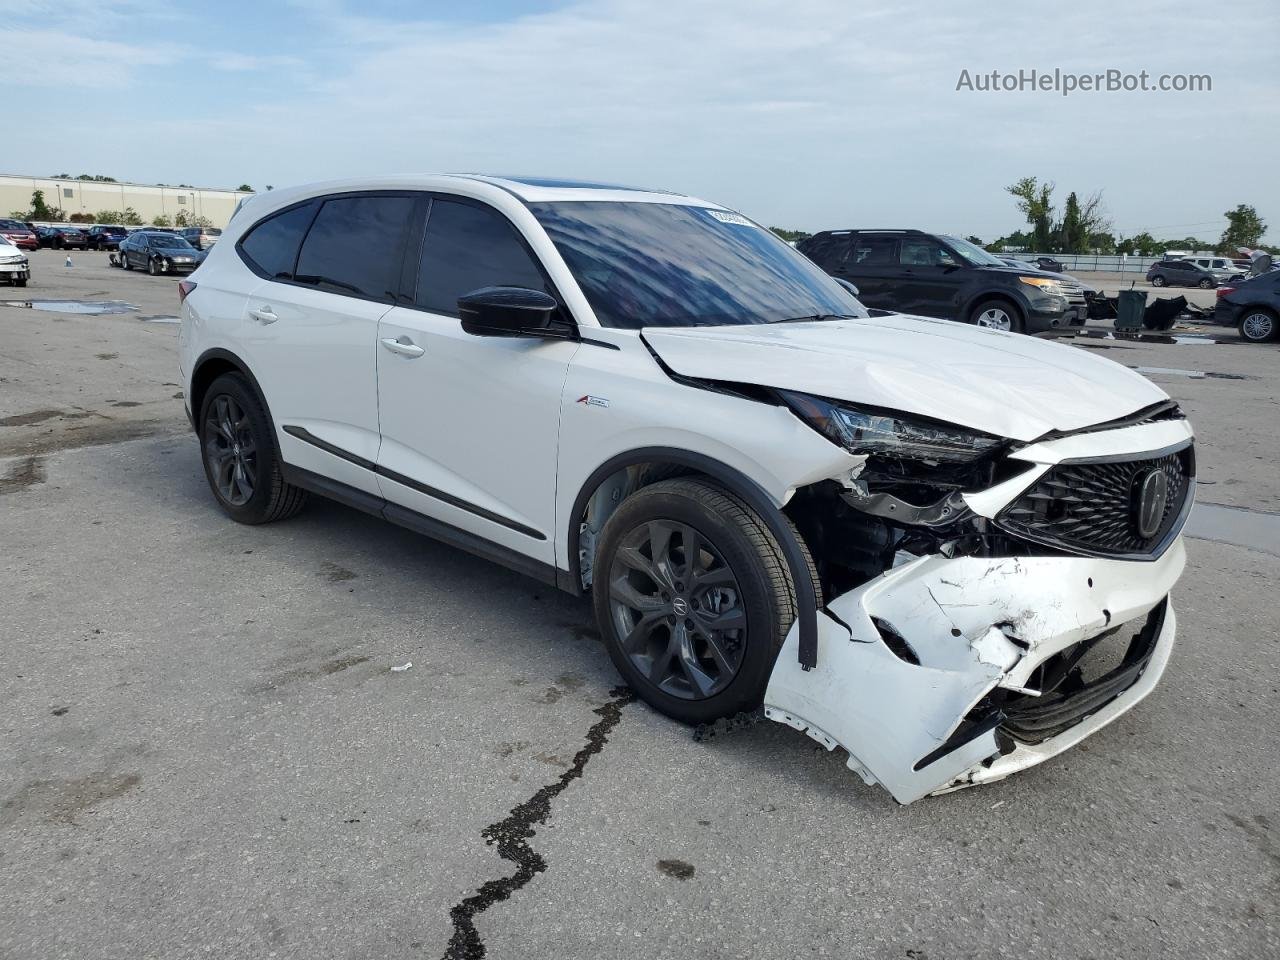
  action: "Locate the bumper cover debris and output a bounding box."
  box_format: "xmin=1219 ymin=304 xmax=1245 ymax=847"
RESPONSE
xmin=764 ymin=540 xmax=1184 ymax=803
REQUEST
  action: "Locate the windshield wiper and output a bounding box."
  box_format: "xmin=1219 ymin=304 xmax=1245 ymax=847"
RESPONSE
xmin=767 ymin=313 xmax=860 ymax=324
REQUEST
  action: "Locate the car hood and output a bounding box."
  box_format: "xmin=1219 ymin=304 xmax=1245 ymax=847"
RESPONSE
xmin=641 ymin=313 xmax=1169 ymax=442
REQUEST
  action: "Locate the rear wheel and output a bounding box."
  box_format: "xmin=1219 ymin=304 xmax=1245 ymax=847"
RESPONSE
xmin=198 ymin=373 xmax=308 ymax=524
xmin=969 ymin=298 xmax=1024 ymax=333
xmin=1239 ymin=309 xmax=1279 ymax=343
xmin=1198 ymin=278 xmax=1214 ymax=289
xmin=593 ymin=477 xmax=815 ymax=725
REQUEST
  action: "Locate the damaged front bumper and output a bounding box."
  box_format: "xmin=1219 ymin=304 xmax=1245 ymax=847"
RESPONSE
xmin=764 ymin=540 xmax=1184 ymax=804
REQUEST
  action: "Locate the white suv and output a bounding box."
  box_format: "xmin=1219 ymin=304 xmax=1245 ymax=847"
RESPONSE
xmin=178 ymin=175 xmax=1193 ymax=803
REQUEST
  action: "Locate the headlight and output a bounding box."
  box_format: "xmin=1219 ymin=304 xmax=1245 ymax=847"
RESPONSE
xmin=1019 ymin=276 xmax=1064 ymax=294
xmin=779 ymin=391 xmax=1003 ymax=463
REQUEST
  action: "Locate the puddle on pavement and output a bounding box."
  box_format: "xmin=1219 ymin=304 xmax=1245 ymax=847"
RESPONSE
xmin=1185 ymin=503 xmax=1280 ymax=557
xmin=1130 ymin=365 xmax=1255 ymax=381
xmin=1 ymin=299 xmax=139 ymax=315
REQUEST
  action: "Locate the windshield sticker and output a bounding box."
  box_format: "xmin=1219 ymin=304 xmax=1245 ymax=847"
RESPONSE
xmin=706 ymin=210 xmax=755 ymax=227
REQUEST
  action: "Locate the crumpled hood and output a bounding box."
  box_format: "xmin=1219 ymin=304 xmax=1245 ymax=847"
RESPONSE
xmin=642 ymin=313 xmax=1169 ymax=442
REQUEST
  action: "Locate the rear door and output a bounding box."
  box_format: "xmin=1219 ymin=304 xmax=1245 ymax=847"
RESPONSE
xmin=237 ymin=193 xmax=416 ymax=496
xmin=375 ymin=194 xmax=578 ymax=564
xmin=839 ymin=234 xmax=900 ymax=308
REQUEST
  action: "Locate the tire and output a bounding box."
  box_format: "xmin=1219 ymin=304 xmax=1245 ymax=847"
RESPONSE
xmin=1150 ymin=275 xmax=1166 ymax=287
xmin=969 ymin=298 xmax=1024 ymax=334
xmin=14 ymin=278 xmax=26 ymax=288
xmin=121 ymin=253 xmax=132 ymax=271
xmin=1238 ymin=309 xmax=1279 ymax=344
xmin=198 ymin=373 xmax=308 ymax=524
xmin=1198 ymin=278 xmax=1213 ymax=289
xmin=592 ymin=477 xmax=816 ymax=725
xmin=147 ymin=257 xmax=160 ymax=276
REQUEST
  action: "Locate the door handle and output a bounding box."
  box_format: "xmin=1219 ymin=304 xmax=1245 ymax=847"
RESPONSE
xmin=381 ymin=336 xmax=425 ymax=358
xmin=249 ymin=306 xmax=278 ymax=324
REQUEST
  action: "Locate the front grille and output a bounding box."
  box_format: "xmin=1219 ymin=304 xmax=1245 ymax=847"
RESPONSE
xmin=996 ymin=445 xmax=1193 ymax=557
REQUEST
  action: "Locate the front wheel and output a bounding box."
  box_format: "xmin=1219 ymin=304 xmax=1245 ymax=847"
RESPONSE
xmin=593 ymin=477 xmax=815 ymax=725
xmin=1150 ymin=275 xmax=1166 ymax=287
xmin=121 ymin=253 xmax=132 ymax=270
xmin=969 ymin=299 xmax=1024 ymax=333
xmin=1239 ymin=309 xmax=1279 ymax=343
xmin=1198 ymin=278 xmax=1214 ymax=289
xmin=198 ymin=373 xmax=308 ymax=524
xmin=147 ymin=257 xmax=160 ymax=276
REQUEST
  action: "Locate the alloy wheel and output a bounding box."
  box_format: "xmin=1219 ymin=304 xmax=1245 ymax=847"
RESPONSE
xmin=975 ymin=307 xmax=1013 ymax=331
xmin=607 ymin=519 xmax=747 ymax=700
xmin=203 ymin=395 xmax=257 ymax=506
xmin=1242 ymin=312 xmax=1275 ymax=342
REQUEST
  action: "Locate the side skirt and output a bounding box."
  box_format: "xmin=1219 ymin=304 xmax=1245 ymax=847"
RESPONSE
xmin=278 ymin=462 xmax=563 ymax=590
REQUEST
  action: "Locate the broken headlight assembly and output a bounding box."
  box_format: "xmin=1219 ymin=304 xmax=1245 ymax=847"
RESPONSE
xmin=778 ymin=391 xmax=1003 ymax=464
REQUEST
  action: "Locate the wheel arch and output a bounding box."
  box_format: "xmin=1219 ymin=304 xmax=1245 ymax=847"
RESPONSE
xmin=189 ymin=348 xmax=270 ymax=433
xmin=565 ymin=446 xmax=822 ymax=669
xmin=962 ymin=289 xmax=1026 ymax=324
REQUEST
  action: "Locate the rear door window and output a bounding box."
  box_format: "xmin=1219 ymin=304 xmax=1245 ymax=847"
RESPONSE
xmin=414 ymin=198 xmax=550 ymax=317
xmin=239 ymin=201 xmax=319 ymax=281
xmin=851 ymin=235 xmax=899 ymax=266
xmin=294 ymin=195 xmax=415 ymax=300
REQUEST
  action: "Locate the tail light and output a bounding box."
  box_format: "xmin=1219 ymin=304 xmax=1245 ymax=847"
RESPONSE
xmin=1216 ymin=286 xmax=1235 ymax=299
xmin=178 ymin=280 xmax=197 ymax=304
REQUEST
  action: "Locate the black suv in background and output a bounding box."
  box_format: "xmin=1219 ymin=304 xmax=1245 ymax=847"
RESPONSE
xmin=797 ymin=229 xmax=1075 ymax=334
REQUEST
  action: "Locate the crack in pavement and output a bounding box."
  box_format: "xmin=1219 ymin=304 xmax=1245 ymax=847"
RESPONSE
xmin=442 ymin=686 xmax=635 ymax=960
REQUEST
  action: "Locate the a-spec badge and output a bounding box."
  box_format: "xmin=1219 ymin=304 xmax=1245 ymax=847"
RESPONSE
xmin=577 ymin=395 xmax=610 ymax=409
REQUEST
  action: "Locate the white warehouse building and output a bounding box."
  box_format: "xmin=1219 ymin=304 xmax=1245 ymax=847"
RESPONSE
xmin=1 ymin=173 xmax=252 ymax=228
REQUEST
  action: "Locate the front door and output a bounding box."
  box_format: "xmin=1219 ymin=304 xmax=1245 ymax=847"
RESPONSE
xmin=894 ymin=236 xmax=967 ymax=318
xmin=376 ymin=195 xmax=578 ymax=565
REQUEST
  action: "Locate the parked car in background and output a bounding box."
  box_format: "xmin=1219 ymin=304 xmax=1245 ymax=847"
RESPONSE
xmin=119 ymin=230 xmax=204 ymax=275
xmin=0 ymin=235 xmax=30 ymax=286
xmin=1030 ymin=255 xmax=1064 ymax=273
xmin=1147 ymin=259 xmax=1216 ymax=289
xmin=1214 ymin=271 xmax=1280 ymax=343
xmin=86 ymin=225 xmax=129 ymax=250
xmin=178 ymin=174 xmax=1194 ymax=804
xmin=179 ymin=226 xmax=222 ymax=250
xmin=0 ymin=218 xmax=39 ymax=250
xmin=797 ymin=229 xmax=1076 ymax=333
xmin=44 ymin=226 xmax=88 ymax=250
xmin=1186 ymin=256 xmax=1245 ymax=283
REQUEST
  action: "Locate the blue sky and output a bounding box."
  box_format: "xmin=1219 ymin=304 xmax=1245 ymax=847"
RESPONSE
xmin=10 ymin=0 xmax=1279 ymax=241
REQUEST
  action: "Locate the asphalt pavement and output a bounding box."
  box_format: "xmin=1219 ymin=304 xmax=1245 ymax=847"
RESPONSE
xmin=2 ymin=249 xmax=1277 ymax=959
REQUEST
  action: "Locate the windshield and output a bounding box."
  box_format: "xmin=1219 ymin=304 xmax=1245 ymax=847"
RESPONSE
xmin=151 ymin=235 xmax=194 ymax=249
xmin=940 ymin=235 xmax=1006 ymax=267
xmin=528 ymin=201 xmax=866 ymax=328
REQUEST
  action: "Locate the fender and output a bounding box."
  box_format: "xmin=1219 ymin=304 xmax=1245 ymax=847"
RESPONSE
xmin=565 ymin=446 xmax=823 ymax=670
xmin=189 ymin=347 xmax=270 ymax=429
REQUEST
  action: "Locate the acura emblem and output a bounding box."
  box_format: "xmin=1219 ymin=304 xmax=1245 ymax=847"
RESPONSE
xmin=1133 ymin=469 xmax=1169 ymax=540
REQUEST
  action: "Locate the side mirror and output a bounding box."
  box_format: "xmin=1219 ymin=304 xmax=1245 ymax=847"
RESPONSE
xmin=457 ymin=286 xmax=559 ymax=338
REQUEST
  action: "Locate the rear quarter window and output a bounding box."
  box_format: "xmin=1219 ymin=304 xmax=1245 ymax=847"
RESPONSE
xmin=238 ymin=201 xmax=320 ymax=280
